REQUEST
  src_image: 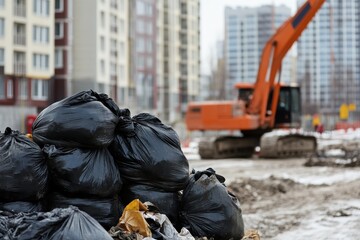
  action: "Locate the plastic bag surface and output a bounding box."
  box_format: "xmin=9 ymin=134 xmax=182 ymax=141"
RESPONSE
xmin=44 ymin=145 xmax=122 ymax=197
xmin=48 ymin=192 xmax=121 ymax=229
xmin=0 ymin=206 xmax=113 ymax=240
xmin=32 ymin=90 xmax=120 ymax=148
xmin=0 ymin=201 xmax=43 ymax=213
xmin=0 ymin=128 xmax=48 ymax=201
xmin=179 ymin=168 xmax=244 ymax=240
xmin=121 ymin=183 xmax=179 ymax=226
xmin=109 ymin=113 xmax=189 ymax=191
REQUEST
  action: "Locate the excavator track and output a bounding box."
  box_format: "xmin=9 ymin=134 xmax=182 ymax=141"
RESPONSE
xmin=198 ymin=136 xmax=259 ymax=159
xmin=259 ymin=132 xmax=317 ymax=158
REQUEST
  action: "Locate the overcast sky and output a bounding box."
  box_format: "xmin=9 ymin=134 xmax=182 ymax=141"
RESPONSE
xmin=200 ymin=0 xmax=299 ymax=73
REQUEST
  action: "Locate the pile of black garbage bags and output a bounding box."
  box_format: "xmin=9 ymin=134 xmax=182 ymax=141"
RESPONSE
xmin=0 ymin=90 xmax=244 ymax=240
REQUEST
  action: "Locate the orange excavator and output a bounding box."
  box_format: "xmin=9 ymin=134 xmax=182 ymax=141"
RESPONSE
xmin=186 ymin=0 xmax=326 ymax=159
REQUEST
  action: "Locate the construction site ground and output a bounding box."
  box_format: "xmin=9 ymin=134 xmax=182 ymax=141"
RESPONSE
xmin=187 ymin=157 xmax=360 ymax=240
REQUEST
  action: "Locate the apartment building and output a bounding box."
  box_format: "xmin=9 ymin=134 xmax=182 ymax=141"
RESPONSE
xmin=54 ymin=0 xmax=130 ymax=106
xmin=0 ymin=0 xmax=54 ymax=108
xmin=0 ymin=0 xmax=54 ymax=131
xmin=224 ymin=5 xmax=292 ymax=99
xmin=297 ymin=0 xmax=360 ymax=121
xmin=156 ymin=0 xmax=200 ymax=123
xmin=129 ymin=0 xmax=157 ymax=113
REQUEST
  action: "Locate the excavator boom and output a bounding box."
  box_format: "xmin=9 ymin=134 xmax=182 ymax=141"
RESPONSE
xmin=248 ymin=0 xmax=326 ymax=127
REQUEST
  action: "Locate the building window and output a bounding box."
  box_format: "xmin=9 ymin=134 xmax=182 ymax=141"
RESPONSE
xmin=33 ymin=53 xmax=49 ymax=70
xmin=120 ymin=20 xmax=124 ymax=34
xmin=119 ymin=65 xmax=124 ymax=81
xmin=100 ymin=60 xmax=105 ymax=74
xmin=110 ymin=14 xmax=117 ymax=33
xmin=100 ymin=36 xmax=105 ymax=51
xmin=147 ymin=57 xmax=153 ymax=68
xmin=137 ymin=21 xmax=144 ymax=33
xmin=120 ymin=0 xmax=124 ymax=12
xmin=6 ymin=79 xmax=13 ymax=98
xmin=110 ymin=63 xmax=116 ymax=76
xmin=0 ymin=75 xmax=4 ymax=99
xmin=31 ymin=79 xmax=48 ymax=100
xmin=55 ymin=0 xmax=64 ymax=12
xmin=119 ymin=42 xmax=124 ymax=58
xmin=33 ymin=26 xmax=49 ymax=44
xmin=136 ymin=1 xmax=145 ymax=15
xmin=147 ymin=41 xmax=152 ymax=53
xmin=110 ymin=39 xmax=117 ymax=57
xmin=55 ymin=22 xmax=64 ymax=39
xmin=136 ymin=38 xmax=145 ymax=52
xmin=19 ymin=78 xmax=28 ymax=100
xmin=0 ymin=48 xmax=4 ymax=65
xmin=145 ymin=3 xmax=153 ymax=16
xmin=110 ymin=0 xmax=117 ymax=9
xmin=147 ymin=22 xmax=153 ymax=34
xmin=137 ymin=56 xmax=144 ymax=69
xmin=101 ymin=11 xmax=105 ymax=28
xmin=33 ymin=0 xmax=50 ymax=16
xmin=55 ymin=49 xmax=63 ymax=68
xmin=0 ymin=18 xmax=4 ymax=37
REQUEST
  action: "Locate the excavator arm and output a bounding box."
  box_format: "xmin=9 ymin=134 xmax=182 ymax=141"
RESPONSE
xmin=247 ymin=0 xmax=326 ymax=127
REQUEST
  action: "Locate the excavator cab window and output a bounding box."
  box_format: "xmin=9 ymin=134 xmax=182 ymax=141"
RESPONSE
xmin=274 ymin=86 xmax=301 ymax=126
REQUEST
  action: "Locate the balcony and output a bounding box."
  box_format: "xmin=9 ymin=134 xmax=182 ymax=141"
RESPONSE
xmin=14 ymin=34 xmax=26 ymax=45
xmin=14 ymin=4 xmax=26 ymax=17
xmin=110 ymin=50 xmax=118 ymax=58
xmin=110 ymin=26 xmax=118 ymax=33
xmin=13 ymin=63 xmax=26 ymax=75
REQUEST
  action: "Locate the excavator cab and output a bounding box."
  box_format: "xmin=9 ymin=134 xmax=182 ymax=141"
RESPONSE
xmin=273 ymin=86 xmax=301 ymax=128
xmin=236 ymin=83 xmax=301 ymax=128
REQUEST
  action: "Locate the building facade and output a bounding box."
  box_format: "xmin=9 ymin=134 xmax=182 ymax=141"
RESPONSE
xmin=0 ymin=0 xmax=54 ymax=131
xmin=130 ymin=0 xmax=157 ymax=114
xmin=54 ymin=0 xmax=133 ymax=107
xmin=156 ymin=0 xmax=200 ymax=123
xmin=297 ymin=0 xmax=360 ymax=122
xmin=0 ymin=0 xmax=54 ymax=108
xmin=224 ymin=5 xmax=292 ymax=99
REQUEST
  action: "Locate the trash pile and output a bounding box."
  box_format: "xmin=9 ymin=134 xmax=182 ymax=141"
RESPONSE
xmin=0 ymin=90 xmax=245 ymax=239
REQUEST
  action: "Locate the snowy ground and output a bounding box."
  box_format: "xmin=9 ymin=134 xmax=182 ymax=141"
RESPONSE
xmin=188 ymin=158 xmax=360 ymax=240
xmin=182 ymin=129 xmax=360 ymax=239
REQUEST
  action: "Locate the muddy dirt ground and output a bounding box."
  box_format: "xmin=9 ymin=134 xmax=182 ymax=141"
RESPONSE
xmin=188 ymin=157 xmax=360 ymax=240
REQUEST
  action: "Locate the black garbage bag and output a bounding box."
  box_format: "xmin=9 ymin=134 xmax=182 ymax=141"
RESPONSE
xmin=0 ymin=206 xmax=113 ymax=240
xmin=179 ymin=168 xmax=244 ymax=240
xmin=120 ymin=183 xmax=179 ymax=226
xmin=0 ymin=201 xmax=43 ymax=213
xmin=48 ymin=192 xmax=122 ymax=229
xmin=0 ymin=127 xmax=48 ymax=202
xmin=44 ymin=145 xmax=122 ymax=198
xmin=109 ymin=113 xmax=189 ymax=191
xmin=32 ymin=90 xmax=120 ymax=148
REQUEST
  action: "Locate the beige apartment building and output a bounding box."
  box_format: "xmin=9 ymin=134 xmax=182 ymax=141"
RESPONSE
xmin=0 ymin=0 xmax=54 ymax=108
xmin=156 ymin=0 xmax=200 ymax=123
xmin=64 ymin=0 xmax=129 ymax=106
xmin=0 ymin=0 xmax=54 ymax=131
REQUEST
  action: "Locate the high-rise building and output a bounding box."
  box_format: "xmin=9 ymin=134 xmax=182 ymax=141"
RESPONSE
xmin=297 ymin=0 xmax=360 ymax=121
xmin=0 ymin=0 xmax=54 ymax=130
xmin=224 ymin=5 xmax=292 ymax=99
xmin=129 ymin=0 xmax=157 ymax=114
xmin=156 ymin=0 xmax=200 ymax=123
xmin=54 ymin=0 xmax=130 ymax=106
